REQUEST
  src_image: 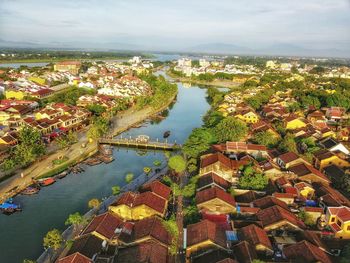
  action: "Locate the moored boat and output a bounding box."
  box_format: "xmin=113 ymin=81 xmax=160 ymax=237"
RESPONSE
xmin=0 ymin=199 xmax=21 ymax=214
xmin=99 ymin=155 xmax=114 ymax=164
xmin=85 ymin=158 xmax=102 ymax=166
xmin=21 ymin=186 xmax=40 ymax=195
xmin=163 ymin=131 xmax=171 ymax=138
xmin=99 ymin=145 xmax=113 ymax=156
xmin=38 ymin=177 xmax=56 ymax=187
xmin=56 ymin=171 xmax=68 ymax=179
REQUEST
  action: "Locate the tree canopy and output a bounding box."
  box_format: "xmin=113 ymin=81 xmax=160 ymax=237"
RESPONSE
xmin=214 ymin=117 xmax=248 ymax=142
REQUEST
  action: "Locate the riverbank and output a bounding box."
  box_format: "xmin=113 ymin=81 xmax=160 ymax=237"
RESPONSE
xmin=166 ymin=70 xmax=241 ymax=89
xmin=0 ymin=88 xmax=178 ymax=203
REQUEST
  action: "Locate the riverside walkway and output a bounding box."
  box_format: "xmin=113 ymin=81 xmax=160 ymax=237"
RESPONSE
xmin=99 ymin=135 xmax=182 ymax=151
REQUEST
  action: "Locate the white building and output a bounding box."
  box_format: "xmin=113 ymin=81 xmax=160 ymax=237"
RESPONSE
xmin=199 ymin=59 xmax=210 ymax=68
xmin=177 ymin=58 xmax=192 ymax=67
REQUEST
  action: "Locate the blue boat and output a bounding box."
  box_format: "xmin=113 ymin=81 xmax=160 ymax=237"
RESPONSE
xmin=0 ymin=199 xmax=21 ymax=214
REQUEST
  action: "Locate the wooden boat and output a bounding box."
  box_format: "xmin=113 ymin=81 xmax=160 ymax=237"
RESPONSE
xmin=0 ymin=199 xmax=21 ymax=214
xmin=71 ymin=165 xmax=85 ymax=174
xmin=163 ymin=131 xmax=171 ymax=138
xmin=38 ymin=177 xmax=56 ymax=187
xmin=99 ymin=155 xmax=114 ymax=164
xmin=99 ymin=145 xmax=113 ymax=156
xmin=85 ymin=158 xmax=102 ymax=166
xmin=56 ymin=171 xmax=68 ymax=179
xmin=21 ymin=185 xmax=40 ymax=195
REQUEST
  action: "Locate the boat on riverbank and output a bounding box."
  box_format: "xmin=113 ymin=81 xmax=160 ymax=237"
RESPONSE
xmin=38 ymin=177 xmax=56 ymax=187
xmin=85 ymin=157 xmax=103 ymax=166
xmin=0 ymin=199 xmax=21 ymax=215
xmin=56 ymin=171 xmax=68 ymax=179
xmin=100 ymin=155 xmax=114 ymax=164
xmin=163 ymin=130 xmax=171 ymax=138
xmin=99 ymin=145 xmax=113 ymax=156
xmin=21 ymin=185 xmax=40 ymax=195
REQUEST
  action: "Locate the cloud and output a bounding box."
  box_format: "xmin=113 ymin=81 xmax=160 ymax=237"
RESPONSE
xmin=0 ymin=0 xmax=349 ymax=55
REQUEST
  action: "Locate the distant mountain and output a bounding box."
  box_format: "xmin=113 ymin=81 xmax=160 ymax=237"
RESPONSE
xmin=187 ymin=43 xmax=252 ymax=54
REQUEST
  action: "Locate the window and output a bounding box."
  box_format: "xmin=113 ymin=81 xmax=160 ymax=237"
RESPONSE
xmin=331 ymin=217 xmax=335 ymax=223
xmin=347 ymin=225 xmax=350 ymax=231
xmin=337 ymin=219 xmax=342 ymax=227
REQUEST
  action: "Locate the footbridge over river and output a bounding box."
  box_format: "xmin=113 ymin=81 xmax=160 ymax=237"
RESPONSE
xmin=98 ymin=135 xmax=182 ymax=151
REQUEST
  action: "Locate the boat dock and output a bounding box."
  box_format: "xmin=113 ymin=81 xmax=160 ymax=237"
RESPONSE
xmin=98 ymin=135 xmax=181 ymax=151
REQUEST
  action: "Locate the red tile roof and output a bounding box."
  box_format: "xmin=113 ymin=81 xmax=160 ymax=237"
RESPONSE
xmin=283 ymin=240 xmax=333 ymax=263
xmin=196 ymin=186 xmax=235 ymax=207
xmin=257 ymin=205 xmax=306 ymax=229
xmin=141 ymin=180 xmax=171 ymax=200
xmin=58 ymin=252 xmax=92 ymax=263
xmin=252 ymin=196 xmax=289 ymax=210
xmin=273 ymin=192 xmax=295 ymax=200
xmin=116 ymin=240 xmax=169 ymax=263
xmin=240 ymin=224 xmax=273 ymax=250
xmin=200 ymin=152 xmax=249 ymax=170
xmin=197 ymin=172 xmax=231 ymax=190
xmin=277 ymin=152 xmax=300 ymax=163
xmin=328 ymin=206 xmax=350 ymax=222
xmin=82 ymin=212 xmax=123 ymax=239
xmin=289 ymin=163 xmax=330 ymax=183
xmin=225 ymin=141 xmax=267 ymax=152
xmin=186 ymin=220 xmax=227 ymax=248
xmin=119 ymin=216 xmax=171 ymax=245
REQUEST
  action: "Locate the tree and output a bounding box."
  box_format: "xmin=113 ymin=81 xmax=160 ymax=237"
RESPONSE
xmin=184 ymin=205 xmax=201 ymax=226
xmin=65 ymin=212 xmax=86 ymax=230
xmin=43 ymin=229 xmax=63 ymax=250
xmin=278 ymin=133 xmax=297 ymax=153
xmin=125 ymin=173 xmax=134 ymax=183
xmin=56 ymin=136 xmax=70 ymax=150
xmin=340 ymin=243 xmax=350 ymax=263
xmin=162 ymin=215 xmax=179 ymax=255
xmin=87 ymin=104 xmax=106 ymax=116
xmin=23 ymin=259 xmax=36 ymax=263
xmin=88 ymin=198 xmax=101 ymax=209
xmin=168 ymin=155 xmax=186 ymax=174
xmin=252 ymin=131 xmax=279 ymax=148
xmin=203 ymin=110 xmax=224 ymax=128
xmin=214 ymin=117 xmax=248 ymax=142
xmin=238 ymin=165 xmax=268 ymax=190
xmin=183 ymin=128 xmax=215 ymax=160
xmin=298 ymin=211 xmax=315 ymax=226
xmin=143 ymin=166 xmax=152 ymax=174
xmin=112 ymin=185 xmax=121 ymax=195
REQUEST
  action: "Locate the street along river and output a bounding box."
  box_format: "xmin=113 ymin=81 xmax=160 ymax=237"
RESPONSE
xmin=0 ymin=73 xmax=211 ymax=263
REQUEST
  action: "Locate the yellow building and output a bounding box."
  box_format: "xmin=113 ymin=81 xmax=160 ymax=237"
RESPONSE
xmin=284 ymin=116 xmax=307 ymax=130
xmin=54 ymin=61 xmax=81 ymax=75
xmin=326 ymin=206 xmax=350 ymax=239
xmin=294 ymin=182 xmax=315 ymax=199
xmin=235 ymin=110 xmax=259 ymax=124
xmin=313 ymin=149 xmax=350 ymax=171
xmin=5 ymin=90 xmax=25 ymax=100
xmin=109 ymin=191 xmax=168 ymax=221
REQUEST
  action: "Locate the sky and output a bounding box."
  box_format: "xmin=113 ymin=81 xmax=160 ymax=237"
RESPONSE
xmin=0 ymin=0 xmax=349 ymax=56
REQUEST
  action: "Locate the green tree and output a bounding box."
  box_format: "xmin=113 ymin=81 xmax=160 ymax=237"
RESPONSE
xmin=252 ymin=131 xmax=279 ymax=148
xmin=86 ymin=104 xmax=106 ymax=116
xmin=162 ymin=215 xmax=179 ymax=255
xmin=65 ymin=212 xmax=86 ymax=230
xmin=238 ymin=165 xmax=268 ymax=190
xmin=278 ymin=133 xmax=297 ymax=153
xmin=203 ymin=110 xmax=224 ymax=128
xmin=183 ymin=128 xmax=215 ymax=160
xmin=125 ymin=173 xmax=134 ymax=183
xmin=340 ymin=244 xmax=350 ymax=263
xmin=112 ymin=185 xmax=121 ymax=195
xmin=168 ymin=155 xmax=186 ymax=174
xmin=2 ymin=159 xmax=16 ymax=171
xmin=23 ymin=259 xmax=36 ymax=263
xmin=43 ymin=229 xmax=63 ymax=250
xmin=55 ymin=136 xmax=69 ymax=150
xmin=214 ymin=117 xmax=248 ymax=142
xmin=298 ymin=211 xmax=315 ymax=226
xmin=88 ymin=198 xmax=101 ymax=209
xmin=184 ymin=205 xmax=201 ymax=226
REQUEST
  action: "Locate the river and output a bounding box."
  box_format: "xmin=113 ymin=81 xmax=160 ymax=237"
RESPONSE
xmin=0 ymin=72 xmax=211 ymax=263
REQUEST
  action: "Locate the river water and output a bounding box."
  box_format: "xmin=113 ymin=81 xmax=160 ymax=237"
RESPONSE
xmin=0 ymin=73 xmax=211 ymax=263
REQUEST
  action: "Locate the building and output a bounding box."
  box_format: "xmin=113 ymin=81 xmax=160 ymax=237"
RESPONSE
xmin=325 ymin=206 xmax=350 ymax=239
xmin=196 ymin=186 xmax=236 ymax=214
xmin=313 ymin=149 xmax=350 ymax=170
xmin=54 ymin=61 xmax=81 ymax=75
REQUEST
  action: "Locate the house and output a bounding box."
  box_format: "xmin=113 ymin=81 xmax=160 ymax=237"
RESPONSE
xmin=256 ymin=205 xmax=306 ymax=231
xmin=319 ymin=137 xmax=350 ymax=155
xmin=323 ymin=165 xmax=350 ymax=188
xmin=213 ymin=141 xmax=268 ymax=159
xmin=231 ymin=241 xmax=257 ymax=263
xmin=54 ymin=61 xmax=81 ymax=75
xmin=250 ymin=120 xmax=280 ymax=138
xmin=276 ymin=152 xmax=307 ymax=169
xmin=64 ymin=234 xmax=117 ymax=262
xmin=81 ymin=212 xmax=123 ymax=242
xmin=289 ymin=163 xmax=330 ymax=185
xmin=58 ymin=252 xmax=92 ymax=263
xmin=234 ymin=109 xmax=259 ymax=124
xmin=313 ymin=149 xmax=350 ymax=170
xmin=272 ymin=192 xmax=295 ymax=205
xmin=139 ymin=180 xmax=171 ymax=201
xmin=186 ymin=220 xmax=228 ymax=260
xmin=115 ymin=240 xmax=169 ymax=263
xmin=325 ymin=206 xmax=350 ymax=239
xmin=259 ymin=160 xmax=282 ymax=177
xmin=199 ymin=153 xmax=250 ymax=184
xmin=284 ymin=115 xmax=307 ymax=130
xmin=294 ymin=182 xmax=315 ymax=199
xmin=197 ymin=172 xmax=231 ymax=191
xmin=307 ymin=110 xmax=326 ymax=123
xmin=196 ymin=186 xmax=236 ymax=214
xmin=325 ymin=107 xmax=345 ymax=122
xmin=252 ymin=196 xmax=289 ymax=211
xmin=109 ymin=190 xmax=168 ymax=221
xmin=239 ymin=224 xmax=273 ymax=256
xmin=301 ymin=207 xmax=323 ymax=223
xmin=283 ymin=240 xmax=334 ymax=263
